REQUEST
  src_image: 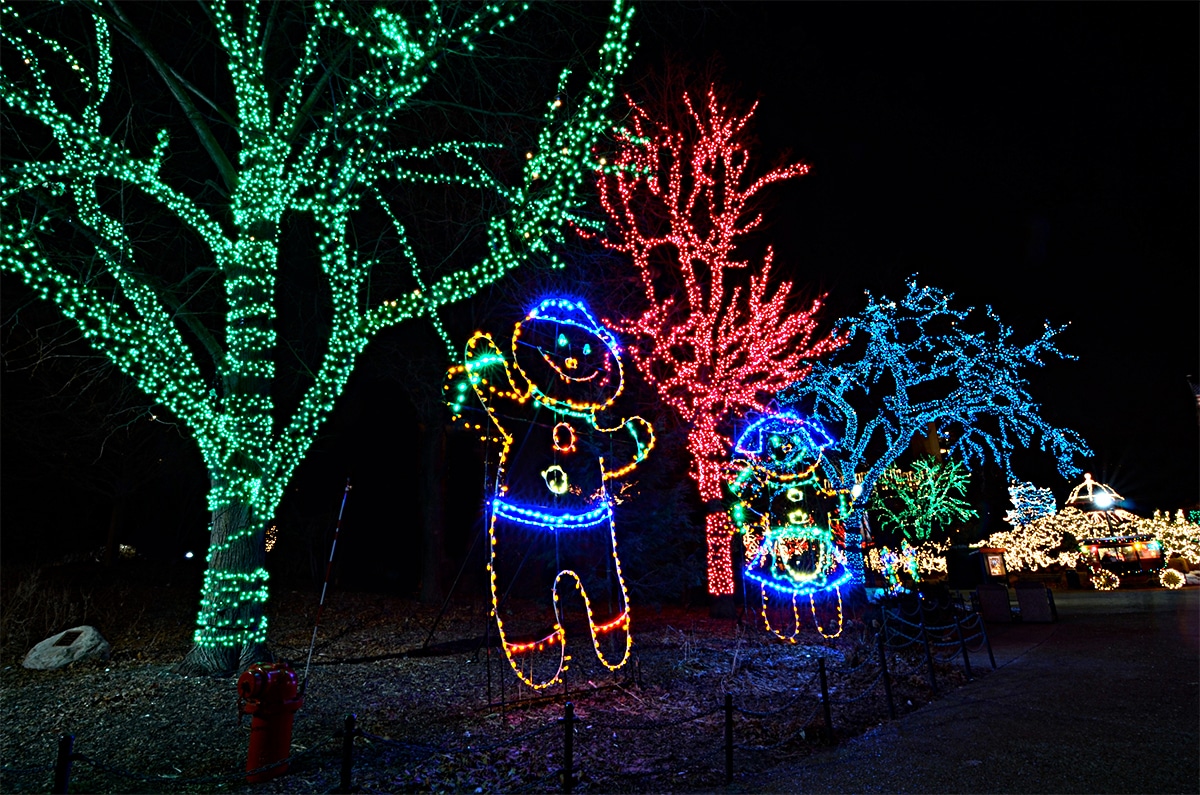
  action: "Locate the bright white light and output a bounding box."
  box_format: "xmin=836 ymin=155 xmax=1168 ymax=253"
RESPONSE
xmin=851 ymin=483 xmax=863 ymax=499
xmin=1093 ymin=493 xmax=1114 ymax=509
xmin=184 ymin=551 xmax=194 ymax=559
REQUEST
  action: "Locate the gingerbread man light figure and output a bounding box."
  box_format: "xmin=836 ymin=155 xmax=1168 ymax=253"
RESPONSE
xmin=446 ymin=297 xmax=654 ymax=688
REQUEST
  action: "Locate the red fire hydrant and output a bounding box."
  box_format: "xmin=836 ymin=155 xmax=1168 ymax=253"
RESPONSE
xmin=237 ymin=662 xmax=303 ymax=783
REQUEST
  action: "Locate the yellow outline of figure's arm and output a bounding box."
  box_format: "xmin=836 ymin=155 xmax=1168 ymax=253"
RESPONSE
xmin=596 ymin=414 xmax=655 ymax=480
xmin=463 ymin=331 xmax=530 ymax=492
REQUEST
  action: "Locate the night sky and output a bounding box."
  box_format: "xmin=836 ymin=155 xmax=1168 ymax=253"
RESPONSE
xmin=636 ymin=1 xmax=1199 ymax=512
xmin=1 ymin=2 xmax=1196 ymax=575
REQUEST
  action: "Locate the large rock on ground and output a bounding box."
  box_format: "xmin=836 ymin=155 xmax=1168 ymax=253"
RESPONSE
xmin=23 ymin=626 xmax=111 ymax=670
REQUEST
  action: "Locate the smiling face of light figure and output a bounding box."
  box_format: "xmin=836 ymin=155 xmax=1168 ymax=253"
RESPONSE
xmin=513 ymin=301 xmax=621 ymax=408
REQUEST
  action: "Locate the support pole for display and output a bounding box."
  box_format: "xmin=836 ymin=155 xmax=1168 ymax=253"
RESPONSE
xmin=954 ymin=613 xmax=974 ymax=680
xmin=917 ymin=597 xmax=938 ymax=694
xmin=52 ymin=734 xmax=73 ymax=795
xmin=980 ymin=617 xmax=997 ymax=669
xmin=561 ymin=702 xmax=575 ymax=794
xmin=302 ymin=478 xmax=352 ymax=697
xmin=819 ymin=657 xmax=835 ymax=745
xmin=724 ymin=693 xmax=734 ymax=783
xmin=877 ymin=633 xmax=897 ymax=719
xmin=338 ymin=714 xmax=356 ymax=795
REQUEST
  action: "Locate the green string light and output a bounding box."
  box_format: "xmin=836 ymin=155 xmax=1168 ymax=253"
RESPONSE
xmin=2 ymin=0 xmax=635 ymax=654
xmin=869 ymin=457 xmax=977 ymax=543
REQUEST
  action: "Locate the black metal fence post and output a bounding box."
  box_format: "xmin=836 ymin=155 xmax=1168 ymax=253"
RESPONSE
xmin=52 ymin=734 xmax=73 ymax=795
xmin=953 ymin=613 xmax=974 ymax=680
xmin=485 ymin=621 xmax=493 ymax=706
xmin=724 ymin=693 xmax=734 ymax=784
xmin=979 ymin=615 xmax=997 ymax=669
xmin=338 ymin=714 xmax=356 ymax=794
xmin=818 ymin=657 xmax=835 ymax=745
xmin=917 ymin=599 xmax=939 ymax=694
xmin=877 ymin=633 xmax=897 ymax=719
xmin=561 ymin=701 xmax=575 ymax=794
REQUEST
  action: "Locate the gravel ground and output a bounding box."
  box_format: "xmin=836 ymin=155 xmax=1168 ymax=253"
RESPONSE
xmin=0 ymin=573 xmax=975 ymax=794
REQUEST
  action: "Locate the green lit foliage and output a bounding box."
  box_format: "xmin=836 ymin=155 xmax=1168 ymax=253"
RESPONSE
xmin=1 ymin=0 xmax=634 ymax=673
xmin=869 ymin=456 xmax=977 ymax=544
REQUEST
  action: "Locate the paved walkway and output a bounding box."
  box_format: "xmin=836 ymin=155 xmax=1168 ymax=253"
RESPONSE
xmin=738 ymin=588 xmax=1199 ymax=794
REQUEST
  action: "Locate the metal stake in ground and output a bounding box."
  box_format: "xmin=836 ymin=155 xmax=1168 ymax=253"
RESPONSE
xmin=52 ymin=734 xmax=74 ymax=795
xmin=302 ymin=478 xmax=352 ymax=696
xmin=819 ymin=657 xmax=835 ymax=745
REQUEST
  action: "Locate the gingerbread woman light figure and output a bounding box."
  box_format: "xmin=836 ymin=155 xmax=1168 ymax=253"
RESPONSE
xmin=446 ymin=297 xmax=654 ymax=688
xmin=728 ymin=411 xmax=851 ymax=641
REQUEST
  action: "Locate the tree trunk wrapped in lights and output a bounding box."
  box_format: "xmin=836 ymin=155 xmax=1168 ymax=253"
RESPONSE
xmin=2 ymin=0 xmax=635 ymax=675
xmin=584 ymin=85 xmax=842 ymax=597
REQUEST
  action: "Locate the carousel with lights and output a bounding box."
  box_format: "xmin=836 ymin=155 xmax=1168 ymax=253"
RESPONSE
xmin=1067 ymin=474 xmax=1164 ymax=590
xmin=727 ymin=412 xmax=852 ymax=641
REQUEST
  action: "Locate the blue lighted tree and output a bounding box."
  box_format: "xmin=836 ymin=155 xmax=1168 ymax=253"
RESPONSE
xmin=781 ymin=278 xmax=1092 ymax=580
xmin=1 ymin=0 xmax=634 ymax=675
xmin=1004 ymin=480 xmax=1058 ymax=527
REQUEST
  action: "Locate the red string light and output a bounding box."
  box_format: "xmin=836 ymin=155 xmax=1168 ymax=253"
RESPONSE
xmin=585 ymin=85 xmax=843 ymax=594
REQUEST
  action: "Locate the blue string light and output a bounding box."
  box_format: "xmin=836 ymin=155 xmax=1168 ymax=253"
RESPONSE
xmin=745 ymin=568 xmax=854 ymax=599
xmin=781 ymin=276 xmax=1092 ymax=579
xmin=491 ymin=498 xmax=612 ymax=530
xmin=1005 ymin=480 xmax=1057 ymax=526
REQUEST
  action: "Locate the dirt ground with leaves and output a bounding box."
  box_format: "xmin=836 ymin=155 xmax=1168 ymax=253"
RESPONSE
xmin=0 ymin=564 xmax=973 ymax=793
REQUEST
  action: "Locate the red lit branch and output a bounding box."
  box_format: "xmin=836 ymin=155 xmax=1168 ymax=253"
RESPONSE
xmin=587 ymin=86 xmax=842 ymax=595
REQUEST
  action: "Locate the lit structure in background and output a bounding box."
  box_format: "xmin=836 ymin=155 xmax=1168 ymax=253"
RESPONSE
xmin=1061 ymin=474 xmax=1145 ymax=590
xmin=875 ymin=546 xmax=903 ymax=596
xmin=781 ymin=278 xmax=1091 ymax=586
xmin=446 ymin=297 xmax=653 ymax=688
xmin=727 ymin=412 xmax=850 ymax=640
xmin=1134 ymin=510 xmax=1200 ymax=564
xmin=584 ymin=85 xmax=842 ymax=596
xmin=869 ymin=457 xmax=977 ymax=544
xmin=1160 ymin=568 xmax=1185 ymax=589
xmin=983 ymin=506 xmax=1089 ymax=573
xmin=0 ymin=1 xmax=634 ymax=674
xmin=1065 ymin=474 xmax=1135 ymax=520
xmin=860 ymin=458 xmax=973 ymax=593
xmin=1004 ymin=481 xmax=1057 ymax=527
xmin=984 ymin=475 xmax=1199 ymax=591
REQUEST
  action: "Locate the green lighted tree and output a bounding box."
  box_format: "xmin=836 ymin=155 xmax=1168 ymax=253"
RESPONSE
xmin=869 ymin=456 xmax=977 ymax=544
xmin=1 ymin=0 xmax=635 ymax=675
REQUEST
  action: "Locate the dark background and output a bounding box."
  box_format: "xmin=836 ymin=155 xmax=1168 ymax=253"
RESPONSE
xmin=642 ymin=1 xmax=1198 ymax=509
xmin=2 ymin=3 xmax=1196 ymax=591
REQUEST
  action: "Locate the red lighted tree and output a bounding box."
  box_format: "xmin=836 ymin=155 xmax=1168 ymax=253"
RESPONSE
xmin=586 ymin=86 xmax=842 ymax=596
